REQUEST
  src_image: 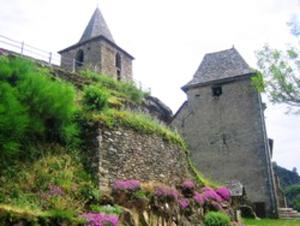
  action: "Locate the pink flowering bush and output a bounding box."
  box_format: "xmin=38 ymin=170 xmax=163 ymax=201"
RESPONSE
xmin=154 ymin=186 xmax=179 ymax=202
xmin=113 ymin=179 xmax=140 ymax=192
xmin=178 ymin=198 xmax=190 ymax=209
xmin=193 ymin=192 xmax=206 ymax=206
xmin=81 ymin=212 xmax=119 ymax=226
xmin=181 ymin=179 xmax=195 ymax=190
xmin=202 ymin=187 xmax=222 ymax=202
xmin=215 ymin=187 xmax=231 ymax=201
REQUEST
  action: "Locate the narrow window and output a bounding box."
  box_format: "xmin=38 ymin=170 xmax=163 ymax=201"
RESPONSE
xmin=75 ymin=49 xmax=84 ymax=67
xmin=212 ymin=86 xmax=222 ymax=97
xmin=115 ymin=53 xmax=121 ymax=69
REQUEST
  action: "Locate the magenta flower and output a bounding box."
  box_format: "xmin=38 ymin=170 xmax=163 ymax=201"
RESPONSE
xmin=113 ymin=179 xmax=140 ymax=192
xmin=154 ymin=186 xmax=179 ymax=201
xmin=178 ymin=198 xmax=190 ymax=209
xmin=81 ymin=212 xmax=119 ymax=226
xmin=215 ymin=187 xmax=231 ymax=201
xmin=181 ymin=179 xmax=195 ymax=190
xmin=201 ymin=187 xmax=222 ymax=202
xmin=193 ymin=192 xmax=206 ymax=206
xmin=48 ymin=184 xmax=64 ymax=196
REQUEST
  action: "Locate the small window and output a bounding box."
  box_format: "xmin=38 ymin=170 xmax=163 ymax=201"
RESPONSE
xmin=75 ymin=49 xmax=84 ymax=67
xmin=115 ymin=53 xmax=121 ymax=69
xmin=212 ymin=86 xmax=222 ymax=97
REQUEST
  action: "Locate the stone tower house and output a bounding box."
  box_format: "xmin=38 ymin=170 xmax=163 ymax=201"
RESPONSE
xmin=171 ymin=48 xmax=278 ymax=217
xmin=59 ymin=7 xmax=133 ymax=81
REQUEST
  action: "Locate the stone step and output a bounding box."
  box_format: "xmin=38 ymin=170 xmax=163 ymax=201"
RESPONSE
xmin=279 ymin=210 xmax=299 ymax=214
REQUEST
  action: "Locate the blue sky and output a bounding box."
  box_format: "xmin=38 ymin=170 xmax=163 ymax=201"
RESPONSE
xmin=0 ymin=0 xmax=300 ymax=172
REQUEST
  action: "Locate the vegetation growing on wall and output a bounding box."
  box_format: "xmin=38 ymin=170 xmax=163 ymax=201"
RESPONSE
xmin=0 ymin=56 xmax=79 ymax=162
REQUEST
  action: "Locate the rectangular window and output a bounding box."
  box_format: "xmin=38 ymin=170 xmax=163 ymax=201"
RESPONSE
xmin=212 ymin=86 xmax=222 ymax=97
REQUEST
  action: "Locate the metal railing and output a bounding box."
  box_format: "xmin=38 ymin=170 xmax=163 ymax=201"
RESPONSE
xmin=0 ymin=34 xmax=151 ymax=93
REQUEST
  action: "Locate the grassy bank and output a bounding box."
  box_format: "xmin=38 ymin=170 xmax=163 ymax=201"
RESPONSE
xmin=244 ymin=218 xmax=300 ymax=226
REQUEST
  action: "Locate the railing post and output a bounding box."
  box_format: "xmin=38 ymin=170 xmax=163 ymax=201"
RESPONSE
xmin=21 ymin=41 xmax=24 ymax=55
xmin=48 ymin=52 xmax=52 ymax=65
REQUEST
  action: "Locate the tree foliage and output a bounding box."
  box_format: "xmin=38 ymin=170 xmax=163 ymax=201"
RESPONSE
xmin=256 ymin=45 xmax=300 ymax=110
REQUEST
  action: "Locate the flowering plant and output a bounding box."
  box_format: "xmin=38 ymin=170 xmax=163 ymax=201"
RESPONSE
xmin=193 ymin=192 xmax=206 ymax=206
xmin=178 ymin=198 xmax=190 ymax=209
xmin=154 ymin=186 xmax=179 ymax=202
xmin=81 ymin=212 xmax=119 ymax=226
xmin=215 ymin=187 xmax=231 ymax=201
xmin=201 ymin=187 xmax=222 ymax=202
xmin=113 ymin=179 xmax=140 ymax=192
xmin=181 ymin=179 xmax=195 ymax=190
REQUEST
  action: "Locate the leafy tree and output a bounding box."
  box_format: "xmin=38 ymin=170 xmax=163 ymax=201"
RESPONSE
xmin=285 ymin=184 xmax=300 ymax=211
xmin=256 ymin=45 xmax=300 ymax=109
xmin=256 ymin=17 xmax=300 ymax=112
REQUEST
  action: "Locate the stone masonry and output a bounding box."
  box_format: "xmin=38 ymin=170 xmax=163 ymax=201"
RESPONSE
xmin=59 ymin=7 xmax=133 ymax=82
xmin=172 ymin=48 xmax=278 ymax=218
xmin=85 ymin=123 xmax=191 ymax=189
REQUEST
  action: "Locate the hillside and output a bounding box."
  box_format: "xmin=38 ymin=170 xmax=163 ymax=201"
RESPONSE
xmin=0 ymin=54 xmax=238 ymax=225
xmin=273 ymin=163 xmax=300 ymax=188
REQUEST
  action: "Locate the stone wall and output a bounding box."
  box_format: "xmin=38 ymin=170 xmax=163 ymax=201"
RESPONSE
xmin=85 ymin=123 xmax=191 ymax=189
xmin=100 ymin=40 xmax=132 ymax=81
xmin=172 ymin=77 xmax=278 ymax=217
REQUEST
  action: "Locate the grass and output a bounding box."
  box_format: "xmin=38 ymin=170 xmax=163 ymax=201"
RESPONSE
xmin=89 ymin=109 xmax=187 ymax=149
xmin=244 ymin=218 xmax=300 ymax=226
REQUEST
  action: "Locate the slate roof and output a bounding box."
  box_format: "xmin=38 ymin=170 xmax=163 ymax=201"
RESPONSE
xmin=182 ymin=48 xmax=255 ymax=91
xmin=79 ymin=7 xmax=115 ymax=43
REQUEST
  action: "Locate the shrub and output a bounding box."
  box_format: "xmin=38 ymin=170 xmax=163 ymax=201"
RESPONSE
xmin=80 ymin=212 xmax=119 ymax=226
xmin=181 ymin=179 xmax=195 ymax=190
xmin=202 ymin=187 xmax=222 ymax=202
xmin=194 ymin=192 xmax=206 ymax=206
xmin=285 ymin=184 xmax=300 ymax=211
xmin=204 ymin=211 xmax=230 ymax=226
xmin=215 ymin=187 xmax=231 ymax=201
xmin=178 ymin=198 xmax=189 ymax=209
xmin=83 ymin=85 xmax=109 ymax=111
xmin=81 ymin=70 xmax=146 ymax=104
xmin=154 ymin=186 xmax=179 ymax=202
xmin=0 ymin=56 xmax=79 ymax=158
xmin=0 ymin=82 xmax=29 ymax=157
xmin=113 ymin=179 xmax=141 ymax=192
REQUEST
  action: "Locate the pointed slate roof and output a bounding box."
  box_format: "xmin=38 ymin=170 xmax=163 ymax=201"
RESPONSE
xmin=79 ymin=7 xmax=115 ymax=43
xmin=182 ymin=48 xmax=255 ymax=91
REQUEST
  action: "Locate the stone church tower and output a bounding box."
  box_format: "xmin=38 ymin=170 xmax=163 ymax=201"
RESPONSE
xmin=171 ymin=48 xmax=278 ymax=217
xmin=59 ymin=7 xmax=133 ymax=81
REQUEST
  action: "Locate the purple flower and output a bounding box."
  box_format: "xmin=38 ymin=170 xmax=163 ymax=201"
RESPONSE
xmin=48 ymin=184 xmax=64 ymax=196
xmin=178 ymin=198 xmax=190 ymax=209
xmin=113 ymin=179 xmax=140 ymax=192
xmin=211 ymin=201 xmax=223 ymax=211
xmin=201 ymin=187 xmax=222 ymax=202
xmin=81 ymin=212 xmax=119 ymax=226
xmin=181 ymin=179 xmax=195 ymax=190
xmin=154 ymin=186 xmax=179 ymax=201
xmin=215 ymin=187 xmax=231 ymax=201
xmin=193 ymin=192 xmax=206 ymax=206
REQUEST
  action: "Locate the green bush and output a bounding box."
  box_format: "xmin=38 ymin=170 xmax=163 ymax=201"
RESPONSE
xmin=81 ymin=70 xmax=146 ymax=104
xmin=0 ymin=56 xmax=79 ymax=158
xmin=285 ymin=184 xmax=300 ymax=211
xmin=83 ymin=85 xmax=109 ymax=111
xmin=204 ymin=211 xmax=231 ymax=226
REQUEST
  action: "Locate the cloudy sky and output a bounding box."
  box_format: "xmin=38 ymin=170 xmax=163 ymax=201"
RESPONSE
xmin=0 ymin=0 xmax=300 ymax=171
